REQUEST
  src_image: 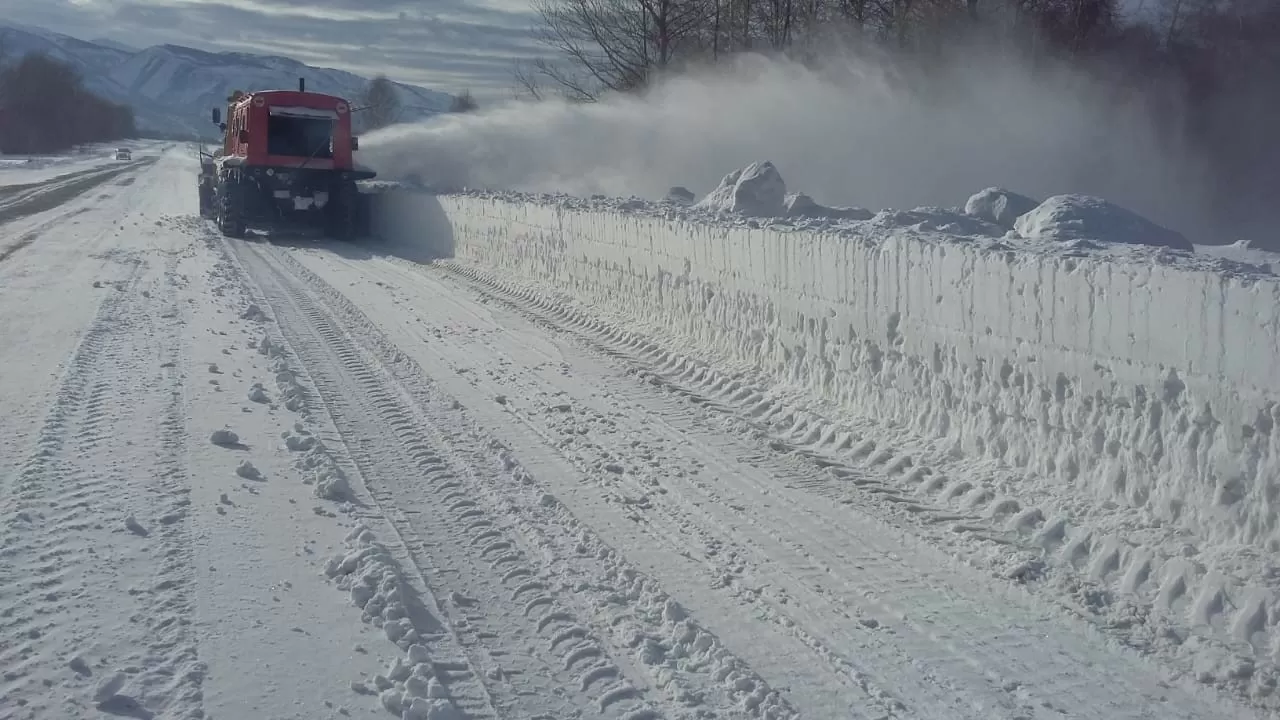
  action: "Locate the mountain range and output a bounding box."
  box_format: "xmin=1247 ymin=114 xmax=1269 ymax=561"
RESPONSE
xmin=0 ymin=24 xmax=457 ymax=140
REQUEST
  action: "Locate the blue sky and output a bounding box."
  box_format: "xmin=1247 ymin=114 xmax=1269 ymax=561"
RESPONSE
xmin=3 ymin=0 xmax=542 ymax=98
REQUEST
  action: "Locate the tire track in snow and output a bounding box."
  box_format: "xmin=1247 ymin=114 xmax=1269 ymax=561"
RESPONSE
xmin=387 ymin=262 xmax=1057 ymax=719
xmin=435 ymin=258 xmax=1280 ymax=702
xmin=234 ymin=239 xmax=806 ymax=720
xmin=0 ymin=160 xmax=152 ymax=232
xmin=275 ymin=250 xmax=907 ymax=717
xmin=0 ymin=264 xmax=143 ymax=675
xmin=399 ymin=257 xmax=1260 ymax=720
xmin=234 ymin=241 xmax=659 ymax=720
xmin=274 ymin=245 xmax=872 ymax=720
xmin=0 ymin=249 xmax=203 ymax=718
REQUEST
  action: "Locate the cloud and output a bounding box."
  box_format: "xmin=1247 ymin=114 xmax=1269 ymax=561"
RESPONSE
xmin=4 ymin=0 xmax=542 ymax=97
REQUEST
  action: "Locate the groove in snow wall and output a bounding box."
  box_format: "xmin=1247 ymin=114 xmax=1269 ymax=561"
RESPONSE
xmin=431 ymin=195 xmax=1280 ymax=552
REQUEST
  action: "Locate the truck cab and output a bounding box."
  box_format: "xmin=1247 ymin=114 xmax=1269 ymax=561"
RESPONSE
xmin=216 ymin=88 xmax=368 ymax=173
xmin=198 ymin=78 xmax=375 ymax=239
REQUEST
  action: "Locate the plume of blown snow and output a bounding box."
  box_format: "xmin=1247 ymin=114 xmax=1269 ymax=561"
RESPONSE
xmin=360 ymin=45 xmax=1211 ymax=236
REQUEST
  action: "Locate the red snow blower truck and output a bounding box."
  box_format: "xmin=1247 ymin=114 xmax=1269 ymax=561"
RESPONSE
xmin=198 ymin=78 xmax=377 ymax=239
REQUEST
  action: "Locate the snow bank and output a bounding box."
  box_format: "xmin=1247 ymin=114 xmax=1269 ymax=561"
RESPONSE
xmin=424 ymin=190 xmax=1280 ymax=555
xmin=1014 ymin=194 xmax=1194 ymax=250
xmin=963 ymin=187 xmax=1039 ymax=229
xmin=695 ymin=162 xmax=787 ymax=217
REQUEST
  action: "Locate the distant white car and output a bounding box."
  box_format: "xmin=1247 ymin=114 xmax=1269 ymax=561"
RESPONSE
xmin=114 ymin=148 xmax=131 ymax=160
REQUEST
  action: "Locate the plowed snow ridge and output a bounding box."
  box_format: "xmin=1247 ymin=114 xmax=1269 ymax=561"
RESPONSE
xmin=371 ymin=190 xmax=1280 ymax=711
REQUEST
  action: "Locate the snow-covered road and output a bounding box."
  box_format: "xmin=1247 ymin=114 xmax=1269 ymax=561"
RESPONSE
xmin=0 ymin=145 xmax=1271 ymax=720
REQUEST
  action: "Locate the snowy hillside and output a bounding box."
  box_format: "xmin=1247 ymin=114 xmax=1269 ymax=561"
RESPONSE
xmin=0 ymin=25 xmax=455 ymax=140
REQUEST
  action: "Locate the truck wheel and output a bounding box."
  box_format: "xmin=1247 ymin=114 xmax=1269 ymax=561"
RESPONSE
xmin=324 ymin=182 xmax=357 ymax=241
xmin=354 ymin=191 xmax=373 ymax=237
xmin=217 ymin=177 xmax=246 ymax=238
xmin=198 ymin=180 xmax=213 ymax=218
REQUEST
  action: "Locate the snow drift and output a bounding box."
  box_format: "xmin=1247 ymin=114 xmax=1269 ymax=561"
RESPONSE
xmin=403 ymin=179 xmax=1280 ymax=563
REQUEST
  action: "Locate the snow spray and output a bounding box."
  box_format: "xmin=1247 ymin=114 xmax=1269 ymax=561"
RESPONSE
xmin=361 ymin=50 xmax=1210 ymax=235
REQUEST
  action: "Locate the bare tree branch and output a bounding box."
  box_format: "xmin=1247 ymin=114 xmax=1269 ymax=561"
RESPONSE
xmin=360 ymin=75 xmax=401 ymax=131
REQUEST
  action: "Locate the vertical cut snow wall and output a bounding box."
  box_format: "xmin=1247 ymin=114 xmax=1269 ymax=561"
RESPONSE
xmin=435 ymin=195 xmax=1280 ymax=551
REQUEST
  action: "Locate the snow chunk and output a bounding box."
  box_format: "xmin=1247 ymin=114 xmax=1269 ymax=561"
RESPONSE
xmin=247 ymin=383 xmax=270 ymax=404
xmin=326 ymin=524 xmax=421 ymax=649
xmin=286 ymin=433 xmax=317 ymax=451
xmin=784 ymin=192 xmax=872 ymax=221
xmin=240 ymin=303 xmax=269 ymax=321
xmin=695 ymin=161 xmax=786 ymax=217
xmin=1014 ymin=194 xmax=1192 ymax=250
xmin=964 ymin=187 xmax=1039 ymax=229
xmin=403 ymin=697 xmax=461 ymax=720
xmin=314 ymin=464 xmax=350 ymax=501
xmin=379 ymin=688 xmax=403 ymax=714
xmin=236 ymin=460 xmax=263 ymax=481
xmin=210 ymin=428 xmax=240 ymax=446
xmin=665 ymin=186 xmax=696 ymax=205
xmin=869 ymin=207 xmax=1004 ymax=237
xmin=94 ymin=671 xmax=127 ymax=702
xmin=406 ymin=643 xmax=430 ymax=664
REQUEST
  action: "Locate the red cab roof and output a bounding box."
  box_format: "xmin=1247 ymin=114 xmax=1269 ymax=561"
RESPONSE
xmin=238 ymin=90 xmax=350 ymax=109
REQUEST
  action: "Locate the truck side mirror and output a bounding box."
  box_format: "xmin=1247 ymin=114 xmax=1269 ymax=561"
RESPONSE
xmin=351 ymin=136 xmax=359 ymax=151
xmin=212 ymin=108 xmax=221 ymax=125
xmin=219 ymin=123 xmax=227 ymax=133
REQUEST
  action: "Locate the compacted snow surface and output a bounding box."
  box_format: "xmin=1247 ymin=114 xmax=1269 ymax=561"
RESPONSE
xmin=0 ymin=145 xmax=1276 ymax=720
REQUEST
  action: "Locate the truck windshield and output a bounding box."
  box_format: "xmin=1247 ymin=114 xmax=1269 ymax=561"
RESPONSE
xmin=266 ymin=114 xmax=334 ymax=158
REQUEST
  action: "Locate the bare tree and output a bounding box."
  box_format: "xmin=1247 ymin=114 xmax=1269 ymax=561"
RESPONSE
xmin=512 ymin=59 xmax=546 ymax=100
xmin=450 ymin=89 xmax=480 ymax=112
xmin=360 ymin=75 xmax=401 ymax=131
xmin=0 ymin=52 xmax=136 ymax=154
xmin=525 ymin=0 xmax=709 ymax=100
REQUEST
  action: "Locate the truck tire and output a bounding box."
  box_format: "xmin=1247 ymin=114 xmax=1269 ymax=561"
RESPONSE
xmin=324 ymin=182 xmax=357 ymax=241
xmin=354 ymin=190 xmax=373 ymax=237
xmin=198 ymin=179 xmax=213 ymax=218
xmin=217 ymin=175 xmax=246 ymax=238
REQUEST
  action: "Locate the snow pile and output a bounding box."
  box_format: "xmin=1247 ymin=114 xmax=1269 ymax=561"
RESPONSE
xmin=695 ymin=161 xmax=787 ymax=217
xmin=235 ymin=459 xmax=262 ymax=481
xmin=247 ymin=382 xmax=270 ymax=404
xmin=325 ymin=524 xmax=420 ymax=641
xmin=423 ymin=161 xmax=1200 ymax=254
xmin=784 ymin=193 xmax=872 ymax=221
xmin=963 ymin=187 xmax=1039 ymax=229
xmin=327 ymin=524 xmax=463 ymax=719
xmin=425 ymin=189 xmax=1280 ymax=563
xmin=666 ymin=186 xmax=696 ymax=205
xmin=1014 ymin=194 xmax=1194 ymax=250
xmin=209 ymin=428 xmax=239 ymax=446
xmin=283 ymin=420 xmax=348 ymax=502
xmin=240 ymin=303 xmax=269 ymax=322
xmin=258 ymin=335 xmax=305 ymax=413
xmin=257 ymin=332 xmax=349 ymax=500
